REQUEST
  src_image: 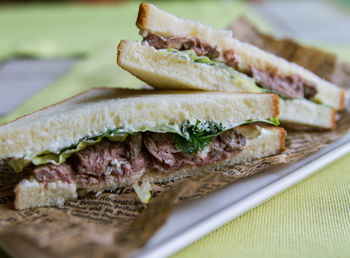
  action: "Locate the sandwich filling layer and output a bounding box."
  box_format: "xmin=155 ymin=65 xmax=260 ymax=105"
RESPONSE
xmin=143 ymin=33 xmax=318 ymax=100
xmin=31 ymin=128 xmax=246 ymax=187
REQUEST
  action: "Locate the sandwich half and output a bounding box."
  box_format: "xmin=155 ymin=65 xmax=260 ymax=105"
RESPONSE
xmin=117 ymin=2 xmax=345 ymax=129
xmin=0 ymin=88 xmax=285 ymax=209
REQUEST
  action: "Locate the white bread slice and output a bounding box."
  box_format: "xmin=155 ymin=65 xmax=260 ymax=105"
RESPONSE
xmin=117 ymin=40 xmax=260 ymax=92
xmin=135 ymin=2 xmax=345 ymax=110
xmin=15 ymin=178 xmax=77 ymax=209
xmin=117 ymin=41 xmax=335 ymax=129
xmin=15 ymin=125 xmax=286 ymax=210
xmin=0 ymin=88 xmax=279 ymax=161
xmin=279 ymin=98 xmax=336 ymax=129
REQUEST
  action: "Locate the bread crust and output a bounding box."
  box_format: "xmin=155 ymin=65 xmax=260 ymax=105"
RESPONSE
xmin=339 ymin=89 xmax=345 ymax=110
xmin=116 ymin=40 xmax=125 ymax=67
xmin=136 ymin=2 xmax=149 ymax=30
xmin=273 ymin=94 xmax=280 ymax=117
xmin=279 ymin=127 xmax=287 ymax=151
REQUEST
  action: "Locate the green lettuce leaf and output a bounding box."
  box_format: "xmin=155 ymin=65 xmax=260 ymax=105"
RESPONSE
xmin=267 ymin=117 xmax=280 ymax=126
xmin=32 ymin=136 xmax=104 ymax=166
xmin=9 ymin=158 xmax=31 ymax=173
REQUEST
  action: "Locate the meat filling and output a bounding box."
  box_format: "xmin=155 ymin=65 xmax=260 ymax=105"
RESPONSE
xmin=31 ymin=129 xmax=246 ymax=186
xmin=144 ymin=33 xmax=317 ymax=100
xmin=250 ymin=66 xmax=317 ymax=99
xmin=144 ymin=34 xmax=220 ymax=60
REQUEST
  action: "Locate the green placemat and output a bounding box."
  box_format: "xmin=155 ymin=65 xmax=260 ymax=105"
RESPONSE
xmin=173 ymin=153 xmax=350 ymax=258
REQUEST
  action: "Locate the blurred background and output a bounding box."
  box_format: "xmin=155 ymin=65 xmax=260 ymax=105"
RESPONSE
xmin=0 ymin=0 xmax=349 ymax=123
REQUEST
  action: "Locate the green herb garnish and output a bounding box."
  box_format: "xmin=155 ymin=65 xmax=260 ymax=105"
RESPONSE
xmin=173 ymin=120 xmax=225 ymax=154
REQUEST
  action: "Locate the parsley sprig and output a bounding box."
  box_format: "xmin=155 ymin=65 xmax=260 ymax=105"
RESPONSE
xmin=173 ymin=120 xmax=225 ymax=154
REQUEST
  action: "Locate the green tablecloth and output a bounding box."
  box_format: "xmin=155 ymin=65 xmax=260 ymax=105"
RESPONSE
xmin=1 ymin=1 xmax=349 ymax=257
xmin=175 ymin=154 xmax=350 ymax=258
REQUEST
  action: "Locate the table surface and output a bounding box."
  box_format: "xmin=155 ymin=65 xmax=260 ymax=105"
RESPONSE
xmin=0 ymin=1 xmax=349 ymax=257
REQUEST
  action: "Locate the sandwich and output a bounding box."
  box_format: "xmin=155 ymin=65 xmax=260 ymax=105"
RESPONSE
xmin=0 ymin=88 xmax=285 ymax=210
xmin=117 ymin=2 xmax=345 ymax=130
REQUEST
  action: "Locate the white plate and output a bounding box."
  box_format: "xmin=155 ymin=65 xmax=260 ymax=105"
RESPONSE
xmin=133 ymin=131 xmax=350 ymax=258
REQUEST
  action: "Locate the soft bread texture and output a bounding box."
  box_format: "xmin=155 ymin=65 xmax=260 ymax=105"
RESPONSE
xmin=15 ymin=126 xmax=286 ymax=210
xmin=279 ymin=98 xmax=336 ymax=129
xmin=136 ymin=2 xmax=345 ymax=110
xmin=118 ymin=41 xmax=334 ymax=129
xmin=15 ymin=178 xmax=77 ymax=209
xmin=0 ymin=88 xmax=278 ymax=160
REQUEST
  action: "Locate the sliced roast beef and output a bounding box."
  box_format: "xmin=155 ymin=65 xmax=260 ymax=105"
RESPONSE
xmin=74 ymin=174 xmax=100 ymax=186
xmin=198 ymin=128 xmax=247 ymax=165
xmin=34 ymin=163 xmax=73 ymax=183
xmin=143 ymin=34 xmax=167 ymax=49
xmin=191 ymin=38 xmax=220 ymax=59
xmin=250 ymin=66 xmax=317 ymax=99
xmin=166 ymin=36 xmax=196 ymax=50
xmin=143 ymin=133 xmax=180 ymax=167
xmin=125 ymin=133 xmax=143 ymax=160
xmin=303 ymin=81 xmax=318 ymax=99
xmin=145 ymin=129 xmax=246 ymax=173
xmin=144 ymin=34 xmax=220 ymax=59
xmin=73 ymin=137 xmax=147 ymax=179
xmin=72 ymin=140 xmax=125 ymax=177
xmin=223 ymin=49 xmax=239 ymax=70
xmin=143 ymin=132 xmax=197 ymax=173
xmin=125 ymin=133 xmax=148 ymax=175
